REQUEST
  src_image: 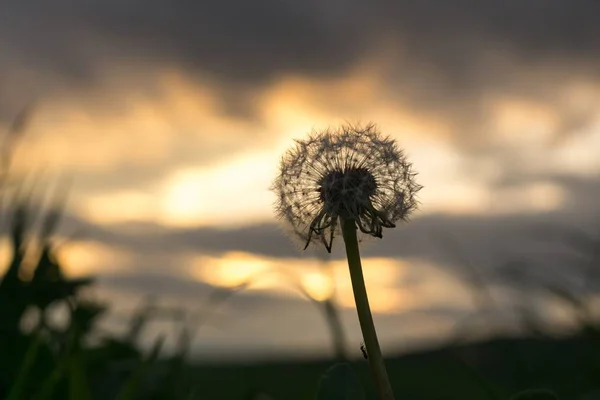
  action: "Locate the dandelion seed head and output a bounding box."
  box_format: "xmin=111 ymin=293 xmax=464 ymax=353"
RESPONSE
xmin=272 ymin=123 xmax=422 ymax=253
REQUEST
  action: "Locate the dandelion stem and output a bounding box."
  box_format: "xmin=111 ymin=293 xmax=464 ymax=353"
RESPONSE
xmin=341 ymin=218 xmax=395 ymax=400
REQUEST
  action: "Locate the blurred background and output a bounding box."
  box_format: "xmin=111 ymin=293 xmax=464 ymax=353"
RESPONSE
xmin=2 ymin=1 xmax=600 ymax=398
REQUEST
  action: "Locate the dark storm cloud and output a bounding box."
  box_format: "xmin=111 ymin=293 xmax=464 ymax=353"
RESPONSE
xmin=8 ymin=0 xmax=600 ymax=79
xmin=2 ymin=0 xmax=600 ymax=127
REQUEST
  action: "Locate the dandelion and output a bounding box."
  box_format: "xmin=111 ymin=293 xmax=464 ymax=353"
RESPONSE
xmin=272 ymin=123 xmax=422 ymax=400
xmin=273 ymin=123 xmax=420 ymax=253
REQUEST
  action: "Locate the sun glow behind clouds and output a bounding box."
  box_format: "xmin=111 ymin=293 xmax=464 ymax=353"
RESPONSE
xmin=0 ymin=238 xmax=133 ymax=279
xmin=159 ymin=151 xmax=282 ymax=228
xmin=57 ymin=241 xmax=133 ymax=277
xmin=188 ymin=251 xmax=472 ymax=314
xmin=77 ymin=190 xmax=158 ymax=224
xmin=17 ymin=68 xmax=600 ymax=231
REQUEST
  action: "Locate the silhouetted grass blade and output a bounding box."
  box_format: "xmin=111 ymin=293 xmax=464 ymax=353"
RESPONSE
xmin=115 ymin=335 xmax=165 ymax=400
xmin=68 ymin=350 xmax=93 ymax=400
xmin=5 ymin=333 xmax=43 ymax=400
xmin=32 ymin=357 xmax=68 ymax=400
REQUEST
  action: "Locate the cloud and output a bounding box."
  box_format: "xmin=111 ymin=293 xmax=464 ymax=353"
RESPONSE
xmin=6 ymin=170 xmax=595 ymax=358
xmin=4 ymin=1 xmax=600 ymax=356
xmin=2 ymin=0 xmax=600 ymax=210
xmin=93 ymin=266 xmax=474 ymax=359
xmin=6 ymin=1 xmax=600 ymax=80
xmin=2 ymin=0 xmax=600 ymax=129
xmin=48 ymin=171 xmax=600 ymax=295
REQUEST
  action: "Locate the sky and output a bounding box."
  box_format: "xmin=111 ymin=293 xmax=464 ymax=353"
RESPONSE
xmin=2 ymin=0 xmax=600 ymax=361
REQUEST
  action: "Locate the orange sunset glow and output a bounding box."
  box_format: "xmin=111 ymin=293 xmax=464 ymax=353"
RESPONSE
xmin=2 ymin=0 xmax=600 ymax=364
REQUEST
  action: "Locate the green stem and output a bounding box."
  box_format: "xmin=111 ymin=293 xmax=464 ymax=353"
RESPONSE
xmin=341 ymin=218 xmax=395 ymax=400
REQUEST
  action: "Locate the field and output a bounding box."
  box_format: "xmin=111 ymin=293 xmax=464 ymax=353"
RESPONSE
xmin=184 ymin=335 xmax=600 ymax=399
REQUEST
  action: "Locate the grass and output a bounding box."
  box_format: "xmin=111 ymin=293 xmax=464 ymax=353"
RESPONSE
xmin=178 ymin=333 xmax=600 ymax=399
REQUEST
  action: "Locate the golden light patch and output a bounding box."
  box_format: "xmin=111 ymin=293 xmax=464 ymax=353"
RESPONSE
xmin=551 ymin=118 xmax=600 ymax=176
xmin=331 ymin=258 xmax=417 ymax=313
xmin=407 ymin=139 xmax=494 ymax=216
xmin=160 ymin=169 xmax=206 ymax=226
xmin=0 ymin=237 xmax=131 ymax=279
xmin=337 ymin=287 xmax=413 ymax=314
xmin=489 ymin=181 xmax=566 ymax=214
xmin=190 ymin=252 xmax=273 ymax=288
xmin=75 ymin=190 xmax=158 ymax=225
xmin=158 ymin=152 xmax=277 ymax=228
xmin=490 ymin=97 xmax=558 ymax=144
xmin=189 ymin=252 xmax=412 ymax=314
xmin=420 ymin=182 xmax=491 ymax=215
xmin=56 ymin=241 xmax=133 ymax=277
xmin=521 ymin=181 xmax=566 ymax=212
xmin=301 ymin=271 xmax=335 ymax=302
xmin=259 ymin=72 xmax=375 ymax=123
xmin=560 ymin=78 xmax=600 ymax=118
xmin=0 ymin=237 xmax=13 ymax=276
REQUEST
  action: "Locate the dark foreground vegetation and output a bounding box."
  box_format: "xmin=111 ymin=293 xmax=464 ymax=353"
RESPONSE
xmin=189 ymin=333 xmax=600 ymax=400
